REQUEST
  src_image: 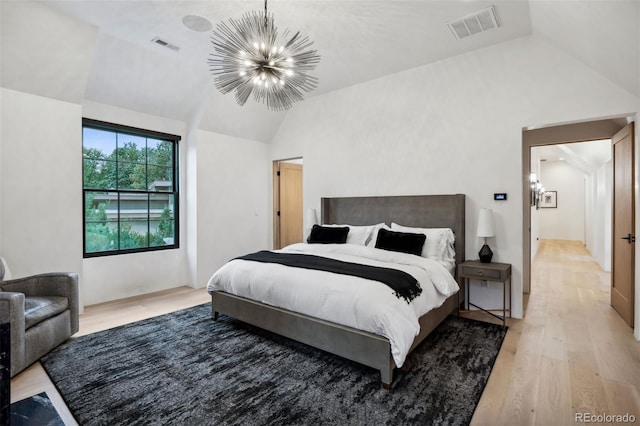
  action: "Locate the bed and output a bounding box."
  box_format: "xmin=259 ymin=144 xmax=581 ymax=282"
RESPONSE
xmin=207 ymin=194 xmax=465 ymax=388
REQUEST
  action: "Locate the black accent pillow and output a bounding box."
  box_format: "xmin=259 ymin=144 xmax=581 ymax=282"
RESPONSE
xmin=307 ymin=225 xmax=349 ymax=244
xmin=375 ymin=228 xmax=426 ymax=256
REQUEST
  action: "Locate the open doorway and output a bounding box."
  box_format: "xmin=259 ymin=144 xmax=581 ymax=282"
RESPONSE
xmin=273 ymin=158 xmax=303 ymax=249
xmin=530 ymin=139 xmax=613 ymax=273
xmin=522 ymin=117 xmax=635 ymax=328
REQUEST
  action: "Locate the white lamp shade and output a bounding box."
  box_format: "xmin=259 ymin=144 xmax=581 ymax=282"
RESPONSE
xmin=305 ymin=208 xmax=318 ymax=229
xmin=477 ymin=208 xmax=495 ymax=238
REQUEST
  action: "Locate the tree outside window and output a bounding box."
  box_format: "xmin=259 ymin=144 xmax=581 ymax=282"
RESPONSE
xmin=82 ymin=119 xmax=179 ymax=257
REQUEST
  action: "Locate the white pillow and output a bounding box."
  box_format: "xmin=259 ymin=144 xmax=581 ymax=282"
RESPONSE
xmin=390 ymin=223 xmax=455 ymax=260
xmin=0 ymin=257 xmax=12 ymax=280
xmin=367 ymin=223 xmax=391 ymax=248
xmin=324 ymin=223 xmax=385 ymax=246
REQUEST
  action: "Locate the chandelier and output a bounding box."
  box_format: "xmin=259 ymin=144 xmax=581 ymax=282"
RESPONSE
xmin=208 ymin=0 xmax=321 ymax=111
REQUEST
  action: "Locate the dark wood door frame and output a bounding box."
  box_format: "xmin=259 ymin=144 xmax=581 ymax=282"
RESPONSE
xmin=521 ymin=117 xmax=630 ymax=294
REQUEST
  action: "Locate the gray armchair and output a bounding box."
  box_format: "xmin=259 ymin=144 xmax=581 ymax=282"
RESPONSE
xmin=0 ymin=259 xmax=79 ymax=377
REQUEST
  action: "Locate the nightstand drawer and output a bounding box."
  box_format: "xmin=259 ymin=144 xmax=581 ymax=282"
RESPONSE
xmin=460 ymin=265 xmax=502 ymax=280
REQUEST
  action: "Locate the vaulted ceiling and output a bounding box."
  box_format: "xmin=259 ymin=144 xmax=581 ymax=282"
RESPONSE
xmin=1 ymin=1 xmax=638 ymax=143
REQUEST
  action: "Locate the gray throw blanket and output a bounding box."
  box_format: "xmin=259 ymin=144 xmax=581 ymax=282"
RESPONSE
xmin=235 ymin=250 xmax=422 ymax=303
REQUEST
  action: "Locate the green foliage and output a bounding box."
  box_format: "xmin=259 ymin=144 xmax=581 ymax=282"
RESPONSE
xmin=83 ymin=132 xmax=176 ymax=253
xmin=84 ymin=193 xmax=116 ymax=253
xmin=150 ymin=208 xmax=175 ymax=247
xmin=85 ymin=211 xmax=175 ymax=253
xmin=83 ymin=138 xmax=173 ymax=190
xmin=119 ymin=221 xmax=148 ymax=249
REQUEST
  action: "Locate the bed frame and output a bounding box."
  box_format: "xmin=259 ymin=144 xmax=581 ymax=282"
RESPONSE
xmin=211 ymin=194 xmax=465 ymax=388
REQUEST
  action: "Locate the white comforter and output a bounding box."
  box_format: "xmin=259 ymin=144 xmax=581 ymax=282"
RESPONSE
xmin=206 ymin=243 xmax=459 ymax=367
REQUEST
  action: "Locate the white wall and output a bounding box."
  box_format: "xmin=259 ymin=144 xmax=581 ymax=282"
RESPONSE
xmin=195 ymin=130 xmax=271 ymax=287
xmin=270 ymin=35 xmax=638 ymax=319
xmin=603 ymin=161 xmax=613 ymax=272
xmin=584 ymin=169 xmax=595 ymax=250
xmin=539 ymin=161 xmax=586 ymax=242
xmin=0 ymin=88 xmax=83 ymax=285
xmin=79 ymin=102 xmax=191 ymax=305
xmin=185 ymin=126 xmax=199 ymax=288
xmin=585 ymin=160 xmax=612 ymax=271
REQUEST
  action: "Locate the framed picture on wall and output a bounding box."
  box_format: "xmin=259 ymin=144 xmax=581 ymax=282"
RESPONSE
xmin=540 ymin=190 xmax=557 ymax=208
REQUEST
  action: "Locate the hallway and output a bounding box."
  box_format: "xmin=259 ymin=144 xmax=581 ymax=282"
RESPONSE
xmin=472 ymin=239 xmax=639 ymax=425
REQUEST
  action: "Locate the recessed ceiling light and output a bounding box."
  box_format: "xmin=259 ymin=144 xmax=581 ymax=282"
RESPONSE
xmin=183 ymin=15 xmax=213 ymax=32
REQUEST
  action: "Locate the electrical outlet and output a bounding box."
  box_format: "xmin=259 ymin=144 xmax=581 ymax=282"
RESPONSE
xmin=480 ymin=280 xmax=488 ymax=288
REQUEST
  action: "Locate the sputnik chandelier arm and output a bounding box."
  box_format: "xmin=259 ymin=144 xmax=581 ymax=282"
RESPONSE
xmin=208 ymin=0 xmax=321 ymax=111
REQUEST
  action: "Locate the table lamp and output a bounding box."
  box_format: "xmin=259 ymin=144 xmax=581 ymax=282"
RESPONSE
xmin=305 ymin=208 xmax=318 ymax=237
xmin=477 ymin=208 xmax=495 ymax=263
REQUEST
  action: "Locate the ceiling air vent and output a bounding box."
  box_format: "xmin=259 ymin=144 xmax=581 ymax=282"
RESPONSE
xmin=447 ymin=6 xmax=500 ymax=40
xmin=151 ymin=37 xmax=180 ymax=52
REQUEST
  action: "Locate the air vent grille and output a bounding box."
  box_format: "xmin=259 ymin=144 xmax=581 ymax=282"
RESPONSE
xmin=151 ymin=37 xmax=180 ymax=51
xmin=447 ymin=6 xmax=500 ymax=40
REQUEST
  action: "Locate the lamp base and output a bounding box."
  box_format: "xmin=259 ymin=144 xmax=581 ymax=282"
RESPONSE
xmin=478 ymin=244 xmax=493 ymax=263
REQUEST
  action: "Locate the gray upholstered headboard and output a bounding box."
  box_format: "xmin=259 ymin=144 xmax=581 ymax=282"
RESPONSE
xmin=321 ymin=194 xmax=466 ymax=269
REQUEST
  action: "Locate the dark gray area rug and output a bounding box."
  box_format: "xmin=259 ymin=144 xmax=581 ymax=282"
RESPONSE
xmin=41 ymin=304 xmax=507 ymax=426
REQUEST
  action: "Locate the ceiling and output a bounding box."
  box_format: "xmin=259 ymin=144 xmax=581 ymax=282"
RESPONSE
xmin=1 ymin=1 xmax=638 ymax=143
xmin=534 ymin=139 xmax=613 ymax=175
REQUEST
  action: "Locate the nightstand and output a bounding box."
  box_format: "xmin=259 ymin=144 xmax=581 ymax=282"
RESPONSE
xmin=458 ymin=260 xmax=511 ymax=327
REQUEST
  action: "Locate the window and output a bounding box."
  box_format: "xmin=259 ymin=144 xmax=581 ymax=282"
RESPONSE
xmin=82 ymin=119 xmax=180 ymax=257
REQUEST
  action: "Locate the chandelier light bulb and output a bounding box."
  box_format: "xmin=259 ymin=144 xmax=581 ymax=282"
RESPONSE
xmin=208 ymin=0 xmax=321 ymax=111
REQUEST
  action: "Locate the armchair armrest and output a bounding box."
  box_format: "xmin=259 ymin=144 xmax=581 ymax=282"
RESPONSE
xmin=0 ymin=273 xmax=79 ymax=335
xmin=0 ymin=300 xmax=9 ymax=324
xmin=0 ymin=293 xmax=26 ymax=374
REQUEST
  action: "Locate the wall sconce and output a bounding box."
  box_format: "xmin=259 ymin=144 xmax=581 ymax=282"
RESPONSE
xmin=530 ymin=173 xmax=546 ymax=209
xmin=529 ymin=173 xmax=537 ymax=206
xmin=536 ymin=182 xmax=545 ymax=210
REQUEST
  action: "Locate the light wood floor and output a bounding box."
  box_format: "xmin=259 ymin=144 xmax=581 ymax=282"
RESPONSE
xmin=471 ymin=240 xmax=639 ymax=425
xmin=11 ymin=240 xmax=640 ymax=425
